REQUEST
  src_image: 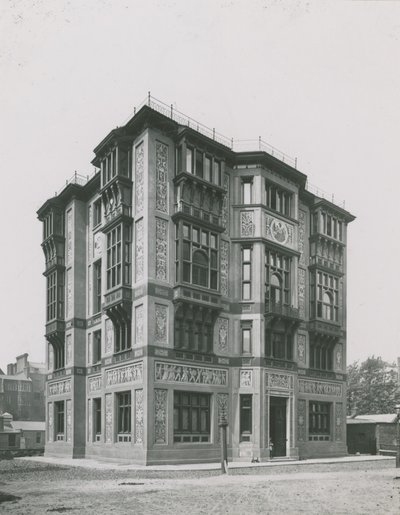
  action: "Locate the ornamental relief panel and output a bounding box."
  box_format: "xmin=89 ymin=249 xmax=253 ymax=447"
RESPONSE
xmin=88 ymin=375 xmax=102 ymax=393
xmin=48 ymin=402 xmax=53 ymax=442
xmin=297 ymin=334 xmax=306 ymax=364
xmin=65 ymin=334 xmax=72 ymax=366
xmin=214 ymin=317 xmax=228 ymax=353
xmin=155 ymin=362 xmax=227 ymax=386
xmin=298 ymin=379 xmax=342 ymax=397
xmin=155 ymin=218 xmax=168 ymax=282
xmin=266 ymin=372 xmax=293 ymax=390
xmin=105 ymin=319 xmax=114 ymax=354
xmin=135 ymin=389 xmax=144 ymax=444
xmin=135 ymin=304 xmax=144 ymax=346
xmin=298 ymin=268 xmax=306 ymax=319
xmin=105 ymin=362 xmax=143 ymax=387
xmin=266 ymin=215 xmax=294 ymax=248
xmin=66 ymin=269 xmax=73 ymax=319
xmin=297 ymin=399 xmax=306 ymax=442
xmin=298 ymin=210 xmax=306 ymax=265
xmin=154 ymin=389 xmax=167 ymax=444
xmin=93 ymin=232 xmax=102 ymax=259
xmin=240 ymin=211 xmax=254 ymax=237
xmin=135 ymin=142 xmax=144 ymax=214
xmin=156 ymin=142 xmax=168 ymax=213
xmin=335 ymin=402 xmax=344 ymax=441
xmin=48 ymin=379 xmax=71 ymax=396
xmin=66 ymin=209 xmax=73 ymax=266
xmin=220 ymin=240 xmax=229 ymax=297
xmin=135 ymin=218 xmax=144 ymax=282
xmin=154 ymin=304 xmax=168 ymax=346
xmin=221 ymin=173 xmax=230 ymax=230
xmin=88 ymin=206 xmax=93 ymax=260
xmin=335 ymin=344 xmax=343 ymax=370
xmin=66 ymin=399 xmax=72 ymax=443
xmin=105 ymin=393 xmax=112 ymax=443
xmin=240 ymin=369 xmax=253 ymax=388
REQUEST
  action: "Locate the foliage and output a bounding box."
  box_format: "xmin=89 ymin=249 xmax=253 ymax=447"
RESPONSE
xmin=346 ymin=356 xmax=399 ymax=415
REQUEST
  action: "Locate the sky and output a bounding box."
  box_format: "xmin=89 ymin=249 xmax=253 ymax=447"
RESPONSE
xmin=0 ymin=0 xmax=399 ymax=369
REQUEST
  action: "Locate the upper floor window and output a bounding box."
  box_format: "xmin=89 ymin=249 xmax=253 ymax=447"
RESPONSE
xmin=46 ymin=270 xmax=64 ymax=322
xmin=186 ymin=147 xmax=194 ymax=174
xmin=241 ymin=247 xmax=252 ymax=300
xmin=179 ymin=223 xmax=218 ymax=290
xmin=93 ymin=199 xmax=102 ymax=227
xmin=315 ymin=211 xmax=344 ymax=241
xmin=177 ymin=144 xmax=221 ymax=186
xmin=310 ymin=271 xmax=339 ymax=322
xmin=101 ymin=148 xmax=117 ymax=185
xmin=242 ymin=179 xmax=253 ymax=204
xmin=106 ymin=226 xmax=121 ymax=289
xmin=265 ymin=180 xmax=292 ymax=217
xmin=309 ymin=339 xmax=333 ymax=371
xmin=265 ymin=250 xmax=290 ymax=307
xmin=92 ymin=330 xmax=102 ymax=364
xmin=241 ymin=324 xmax=252 ymax=354
xmin=265 ymin=331 xmax=293 ymax=360
xmin=93 ymin=261 xmax=102 ymax=314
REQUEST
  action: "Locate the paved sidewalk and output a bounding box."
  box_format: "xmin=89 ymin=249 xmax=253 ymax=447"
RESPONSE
xmin=18 ymin=453 xmax=393 ymax=471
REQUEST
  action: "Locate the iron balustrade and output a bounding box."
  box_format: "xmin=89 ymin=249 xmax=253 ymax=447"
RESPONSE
xmin=265 ymin=301 xmax=300 ymax=320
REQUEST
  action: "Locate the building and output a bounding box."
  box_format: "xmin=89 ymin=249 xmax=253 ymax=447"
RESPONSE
xmin=0 ymin=412 xmax=45 ymax=454
xmin=347 ymin=414 xmax=399 ymax=455
xmin=0 ymin=353 xmax=46 ymax=421
xmin=37 ymin=95 xmax=355 ymax=464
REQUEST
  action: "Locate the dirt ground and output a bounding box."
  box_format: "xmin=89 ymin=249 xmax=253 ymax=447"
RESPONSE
xmin=0 ymin=459 xmax=399 ymax=514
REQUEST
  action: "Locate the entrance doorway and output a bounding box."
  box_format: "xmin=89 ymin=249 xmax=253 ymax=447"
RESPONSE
xmin=269 ymin=396 xmax=287 ymax=457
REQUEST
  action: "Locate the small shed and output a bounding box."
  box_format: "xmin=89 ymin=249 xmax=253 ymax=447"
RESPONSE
xmin=347 ymin=414 xmax=398 ymax=455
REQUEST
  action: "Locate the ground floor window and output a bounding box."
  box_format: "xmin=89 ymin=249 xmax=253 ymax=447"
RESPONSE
xmin=8 ymin=434 xmax=16 ymax=447
xmin=173 ymin=391 xmax=210 ymax=443
xmin=117 ymin=391 xmax=131 ymax=442
xmin=309 ymin=401 xmax=331 ymax=441
xmin=240 ymin=394 xmax=252 ymax=442
xmin=55 ymin=401 xmax=65 ymax=441
xmin=93 ymin=398 xmax=102 ymax=442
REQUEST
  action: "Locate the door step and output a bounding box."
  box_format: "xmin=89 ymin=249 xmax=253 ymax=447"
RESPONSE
xmin=270 ymin=457 xmax=298 ymax=462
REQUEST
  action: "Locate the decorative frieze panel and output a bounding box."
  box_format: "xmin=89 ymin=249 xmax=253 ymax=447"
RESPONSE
xmin=65 ymin=334 xmax=72 ymax=366
xmin=88 ymin=375 xmax=102 ymax=393
xmin=221 ymin=173 xmax=230 ymax=230
xmin=297 ymin=334 xmax=306 ymax=364
xmin=298 ymin=268 xmax=306 ymax=319
xmin=266 ymin=372 xmax=293 ymax=390
xmin=240 ymin=369 xmax=252 ymax=387
xmin=240 ymin=211 xmax=254 ymax=237
xmin=135 ymin=304 xmax=144 ymax=346
xmin=298 ymin=379 xmax=342 ymax=397
xmin=215 ymin=318 xmax=228 ymax=353
xmin=88 ymin=398 xmax=92 ymax=442
xmin=297 ymin=399 xmax=306 ymax=442
xmin=155 ymin=362 xmax=227 ymax=386
xmin=106 ymin=362 xmax=143 ymax=387
xmin=156 ymin=142 xmax=168 ymax=213
xmin=298 ymin=210 xmax=306 ymax=265
xmin=105 ymin=393 xmax=112 ymax=443
xmin=266 ymin=215 xmax=294 ymax=248
xmin=135 ymin=389 xmax=144 ymax=444
xmin=220 ymin=240 xmax=229 ymax=297
xmin=155 ymin=304 xmax=168 ymax=346
xmin=155 ymin=217 xmax=168 ymax=281
xmin=135 ymin=142 xmax=144 ymax=214
xmin=154 ymin=389 xmax=167 ymax=444
xmin=66 ymin=399 xmax=72 ymax=443
xmin=135 ymin=218 xmax=144 ymax=281
xmin=48 ymin=378 xmax=72 ymax=396
xmin=48 ymin=402 xmax=53 ymax=442
xmin=66 ymin=209 xmax=72 ymax=266
xmin=335 ymin=402 xmax=344 ymax=441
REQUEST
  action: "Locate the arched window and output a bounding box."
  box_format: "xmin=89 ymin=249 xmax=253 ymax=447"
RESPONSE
xmin=270 ymin=273 xmax=282 ymax=305
xmin=322 ymin=292 xmax=333 ymax=320
xmin=192 ymin=250 xmax=208 ymax=287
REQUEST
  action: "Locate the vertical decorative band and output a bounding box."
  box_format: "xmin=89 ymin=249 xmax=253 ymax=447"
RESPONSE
xmin=297 ymin=399 xmax=306 ymax=442
xmin=154 ymin=389 xmax=167 ymax=443
xmin=135 ymin=389 xmax=144 ymax=444
xmin=155 ymin=304 xmax=168 ymax=346
xmin=66 ymin=208 xmax=72 ymax=266
xmin=156 ymin=142 xmax=168 ymax=213
xmin=220 ymin=240 xmax=229 ymax=297
xmin=222 ymin=173 xmax=230 ymax=231
xmin=298 ymin=210 xmax=306 ymax=265
xmin=240 ymin=211 xmax=254 ymax=237
xmin=66 ymin=268 xmax=73 ymax=319
xmin=88 ymin=398 xmax=92 ymax=442
xmin=297 ymin=334 xmax=306 ymax=364
xmin=105 ymin=393 xmax=113 ymax=443
xmin=135 ymin=218 xmax=144 ymax=281
xmin=66 ymin=399 xmax=72 ymax=443
xmin=155 ymin=217 xmax=168 ymax=281
xmin=135 ymin=305 xmax=144 ymax=346
xmin=65 ymin=334 xmax=72 ymax=366
xmin=48 ymin=402 xmax=53 ymax=442
xmin=335 ymin=402 xmax=343 ymax=441
xmin=298 ymin=268 xmax=306 ymax=319
xmin=105 ymin=319 xmax=113 ymax=355
xmin=135 ymin=142 xmax=144 ymax=214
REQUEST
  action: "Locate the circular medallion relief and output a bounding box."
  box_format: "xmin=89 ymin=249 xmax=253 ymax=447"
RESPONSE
xmin=270 ymin=219 xmax=289 ymax=244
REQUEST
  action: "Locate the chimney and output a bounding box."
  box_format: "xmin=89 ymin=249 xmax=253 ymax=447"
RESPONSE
xmin=7 ymin=363 xmax=15 ymax=375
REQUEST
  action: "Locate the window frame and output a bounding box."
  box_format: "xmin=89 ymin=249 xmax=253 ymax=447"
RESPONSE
xmin=116 ymin=391 xmax=131 ymax=442
xmin=173 ymin=391 xmax=211 ymax=443
xmin=309 ymin=401 xmax=331 ymax=441
xmin=240 ymin=394 xmax=252 ymax=442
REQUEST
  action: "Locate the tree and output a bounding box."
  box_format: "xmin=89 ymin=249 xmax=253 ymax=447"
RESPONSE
xmin=346 ymin=356 xmax=399 ymax=415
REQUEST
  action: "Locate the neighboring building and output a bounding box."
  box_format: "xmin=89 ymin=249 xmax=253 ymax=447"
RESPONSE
xmin=0 ymin=412 xmax=45 ymax=452
xmin=347 ymin=414 xmax=398 ymax=455
xmin=0 ymin=353 xmax=46 ymax=421
xmin=37 ymin=96 xmax=355 ymax=464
